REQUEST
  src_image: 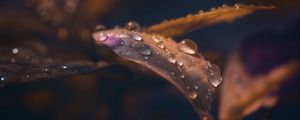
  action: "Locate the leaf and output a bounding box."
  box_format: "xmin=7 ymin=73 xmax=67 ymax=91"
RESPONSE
xmin=146 ymin=4 xmax=274 ymax=37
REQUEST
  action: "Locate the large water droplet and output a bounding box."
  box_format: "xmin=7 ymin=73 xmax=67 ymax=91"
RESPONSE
xmin=178 ymin=39 xmax=198 ymax=54
xmin=124 ymin=21 xmax=141 ymax=31
xmin=131 ymin=33 xmax=142 ymax=41
xmin=98 ymin=33 xmax=108 ymax=42
xmin=208 ymin=64 xmax=222 ymax=87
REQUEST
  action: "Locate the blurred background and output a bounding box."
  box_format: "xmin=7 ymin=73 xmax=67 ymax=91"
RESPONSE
xmin=0 ymin=0 xmax=299 ymax=120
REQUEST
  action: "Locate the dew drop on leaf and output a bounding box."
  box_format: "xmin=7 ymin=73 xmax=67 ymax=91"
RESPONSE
xmin=131 ymin=33 xmax=142 ymax=41
xmin=208 ymin=64 xmax=222 ymax=87
xmin=98 ymin=33 xmax=108 ymax=42
xmin=124 ymin=21 xmax=141 ymax=31
xmin=178 ymin=39 xmax=198 ymax=54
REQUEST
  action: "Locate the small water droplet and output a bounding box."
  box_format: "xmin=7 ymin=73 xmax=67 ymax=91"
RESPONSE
xmin=194 ymin=85 xmax=199 ymax=90
xmin=234 ymin=4 xmax=240 ymax=9
xmin=189 ymin=92 xmax=197 ymax=99
xmin=62 ymin=66 xmax=68 ymax=69
xmin=118 ymin=33 xmax=129 ymax=38
xmin=124 ymin=21 xmax=141 ymax=31
xmin=186 ymin=86 xmax=191 ymax=90
xmin=202 ymin=116 xmax=209 ymax=120
xmin=180 ymin=74 xmax=185 ymax=78
xmin=94 ymin=24 xmax=106 ymax=31
xmin=131 ymin=33 xmax=142 ymax=41
xmin=222 ymin=4 xmax=228 ymax=8
xmin=98 ymin=33 xmax=108 ymax=42
xmin=152 ymin=36 xmax=161 ymax=43
xmin=177 ymin=61 xmax=183 ymax=67
xmin=12 ymin=48 xmax=19 ymax=54
xmin=44 ymin=68 xmax=49 ymax=72
xmin=10 ymin=58 xmax=15 ymax=63
xmin=178 ymin=39 xmax=198 ymax=54
xmin=167 ymin=57 xmax=176 ymax=64
xmin=26 ymin=74 xmax=30 ymax=78
xmin=1 ymin=77 xmax=5 ymax=81
xmin=143 ymin=56 xmax=149 ymax=60
xmin=141 ymin=49 xmax=152 ymax=55
xmin=198 ymin=10 xmax=205 ymax=15
xmin=208 ymin=64 xmax=222 ymax=87
xmin=120 ymin=41 xmax=125 ymax=45
xmin=170 ymin=72 xmax=175 ymax=75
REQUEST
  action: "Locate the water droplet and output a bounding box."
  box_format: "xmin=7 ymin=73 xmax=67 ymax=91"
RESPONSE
xmin=131 ymin=33 xmax=142 ymax=41
xmin=44 ymin=68 xmax=49 ymax=72
xmin=170 ymin=72 xmax=175 ymax=75
xmin=178 ymin=39 xmax=198 ymax=54
xmin=167 ymin=57 xmax=176 ymax=64
xmin=180 ymin=74 xmax=185 ymax=78
xmin=118 ymin=33 xmax=129 ymax=38
xmin=140 ymin=49 xmax=152 ymax=55
xmin=12 ymin=48 xmax=19 ymax=54
xmin=62 ymin=66 xmax=68 ymax=69
xmin=143 ymin=56 xmax=149 ymax=60
xmin=194 ymin=85 xmax=199 ymax=90
xmin=198 ymin=10 xmax=205 ymax=15
xmin=10 ymin=58 xmax=15 ymax=63
xmin=222 ymin=4 xmax=228 ymax=8
xmin=155 ymin=41 xmax=165 ymax=49
xmin=1 ymin=77 xmax=5 ymax=81
xmin=177 ymin=61 xmax=183 ymax=67
xmin=124 ymin=21 xmax=141 ymax=31
xmin=234 ymin=4 xmax=240 ymax=9
xmin=208 ymin=64 xmax=222 ymax=87
xmin=152 ymin=36 xmax=161 ymax=43
xmin=98 ymin=33 xmax=108 ymax=42
xmin=189 ymin=92 xmax=197 ymax=99
xmin=202 ymin=116 xmax=209 ymax=120
xmin=26 ymin=74 xmax=30 ymax=78
xmin=94 ymin=24 xmax=106 ymax=31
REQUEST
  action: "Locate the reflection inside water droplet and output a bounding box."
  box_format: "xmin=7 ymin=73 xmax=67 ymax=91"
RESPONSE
xmin=190 ymin=92 xmax=198 ymax=99
xmin=98 ymin=33 xmax=108 ymax=42
xmin=178 ymin=39 xmax=198 ymax=54
xmin=167 ymin=57 xmax=176 ymax=64
xmin=124 ymin=21 xmax=141 ymax=31
xmin=208 ymin=64 xmax=222 ymax=87
xmin=12 ymin=48 xmax=19 ymax=54
xmin=194 ymin=85 xmax=199 ymax=90
xmin=131 ymin=33 xmax=142 ymax=41
xmin=141 ymin=49 xmax=151 ymax=55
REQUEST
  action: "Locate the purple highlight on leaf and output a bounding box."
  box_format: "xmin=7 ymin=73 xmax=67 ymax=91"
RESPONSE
xmin=102 ymin=36 xmax=123 ymax=48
